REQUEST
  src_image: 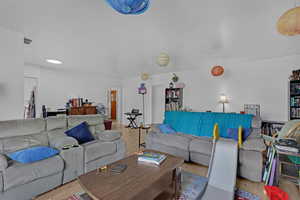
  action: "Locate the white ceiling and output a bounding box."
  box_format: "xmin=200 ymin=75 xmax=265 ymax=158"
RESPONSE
xmin=1 ymin=0 xmax=300 ymax=79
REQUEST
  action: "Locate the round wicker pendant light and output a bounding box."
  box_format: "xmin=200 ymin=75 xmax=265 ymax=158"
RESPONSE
xmin=141 ymin=73 xmax=150 ymax=81
xmin=277 ymin=6 xmax=300 ymax=36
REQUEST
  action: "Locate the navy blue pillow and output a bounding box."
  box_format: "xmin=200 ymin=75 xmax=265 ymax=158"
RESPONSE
xmin=65 ymin=122 xmax=94 ymax=144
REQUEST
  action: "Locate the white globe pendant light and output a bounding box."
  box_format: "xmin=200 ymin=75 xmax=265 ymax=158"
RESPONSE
xmin=157 ymin=53 xmax=170 ymax=67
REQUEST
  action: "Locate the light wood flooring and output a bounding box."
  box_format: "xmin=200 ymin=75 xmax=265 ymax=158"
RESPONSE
xmin=36 ymin=122 xmax=300 ymax=200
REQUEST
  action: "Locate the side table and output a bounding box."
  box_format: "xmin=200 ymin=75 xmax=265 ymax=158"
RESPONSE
xmin=138 ymin=126 xmax=151 ymax=149
xmin=276 ymin=149 xmax=300 ymax=189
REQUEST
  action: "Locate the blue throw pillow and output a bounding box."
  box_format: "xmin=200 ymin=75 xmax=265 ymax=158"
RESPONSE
xmin=159 ymin=124 xmax=176 ymax=134
xmin=7 ymin=146 xmax=59 ymax=164
xmin=226 ymin=128 xmax=251 ymax=142
xmin=65 ymin=122 xmax=94 ymax=144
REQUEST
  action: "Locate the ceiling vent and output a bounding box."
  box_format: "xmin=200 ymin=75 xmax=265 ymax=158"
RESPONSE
xmin=24 ymin=38 xmax=32 ymax=45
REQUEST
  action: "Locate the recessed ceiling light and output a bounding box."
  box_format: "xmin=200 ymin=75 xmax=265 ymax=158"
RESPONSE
xmin=46 ymin=59 xmax=63 ymax=64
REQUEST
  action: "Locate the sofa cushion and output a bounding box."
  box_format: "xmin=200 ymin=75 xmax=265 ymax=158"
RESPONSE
xmin=47 ymin=128 xmax=67 ymax=139
xmin=189 ymin=137 xmax=213 ymax=155
xmin=49 ymin=136 xmax=79 ymax=149
xmin=248 ymin=128 xmax=261 ymax=139
xmin=241 ymin=138 xmax=266 ymax=152
xmin=65 ymin=122 xmax=94 ymax=144
xmin=46 ymin=116 xmax=67 ymax=131
xmin=7 ymin=146 xmax=59 ymax=164
xmin=82 ymin=141 xmax=116 ymax=163
xmin=158 ymin=124 xmax=176 ymax=134
xmin=147 ymin=132 xmax=191 ymax=151
xmin=0 ymin=133 xmax=48 ymax=154
xmin=3 ymin=155 xmax=64 ymax=191
xmin=0 ymin=118 xmax=46 ymax=138
xmin=68 ymin=115 xmax=103 ymax=127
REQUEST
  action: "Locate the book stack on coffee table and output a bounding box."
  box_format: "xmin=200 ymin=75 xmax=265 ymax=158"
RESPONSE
xmin=138 ymin=151 xmax=167 ymax=165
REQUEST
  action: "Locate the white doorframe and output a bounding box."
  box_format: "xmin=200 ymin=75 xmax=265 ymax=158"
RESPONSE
xmin=107 ymin=87 xmax=122 ymax=122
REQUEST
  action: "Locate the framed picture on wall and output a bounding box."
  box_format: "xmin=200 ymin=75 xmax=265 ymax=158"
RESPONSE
xmin=244 ymin=104 xmax=260 ymax=117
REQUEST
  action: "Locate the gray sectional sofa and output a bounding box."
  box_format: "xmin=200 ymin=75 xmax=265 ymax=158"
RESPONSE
xmin=145 ymin=116 xmax=266 ymax=182
xmin=0 ymin=115 xmax=126 ymax=200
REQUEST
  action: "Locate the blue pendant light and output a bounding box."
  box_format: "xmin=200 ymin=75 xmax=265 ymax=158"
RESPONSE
xmin=106 ymin=0 xmax=150 ymax=15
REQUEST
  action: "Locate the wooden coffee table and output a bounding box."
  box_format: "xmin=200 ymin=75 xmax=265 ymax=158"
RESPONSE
xmin=78 ymin=150 xmax=184 ymax=200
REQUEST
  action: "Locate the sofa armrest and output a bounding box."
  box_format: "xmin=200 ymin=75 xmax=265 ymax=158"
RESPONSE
xmin=0 ymin=154 xmax=8 ymax=171
xmin=96 ymin=130 xmax=122 ymax=142
xmin=241 ymin=138 xmax=266 ymax=152
xmin=59 ymin=146 xmax=84 ymax=183
xmin=49 ymin=136 xmax=79 ymax=149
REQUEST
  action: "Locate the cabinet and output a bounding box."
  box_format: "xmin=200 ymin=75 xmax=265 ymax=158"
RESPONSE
xmin=69 ymin=106 xmax=97 ymax=115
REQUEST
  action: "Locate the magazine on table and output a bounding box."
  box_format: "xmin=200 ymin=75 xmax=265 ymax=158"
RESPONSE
xmin=138 ymin=152 xmax=167 ymax=165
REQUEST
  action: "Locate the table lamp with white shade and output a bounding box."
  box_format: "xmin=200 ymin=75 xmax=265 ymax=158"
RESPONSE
xmin=219 ymin=94 xmax=229 ymax=113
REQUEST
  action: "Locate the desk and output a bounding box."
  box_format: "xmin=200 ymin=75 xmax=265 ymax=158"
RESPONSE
xmin=124 ymin=112 xmax=142 ymax=128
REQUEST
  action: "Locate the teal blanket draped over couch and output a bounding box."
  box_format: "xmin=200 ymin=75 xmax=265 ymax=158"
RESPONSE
xmin=163 ymin=111 xmax=253 ymax=138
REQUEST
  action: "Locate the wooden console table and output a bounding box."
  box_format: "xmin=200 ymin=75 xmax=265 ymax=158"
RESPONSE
xmin=69 ymin=106 xmax=97 ymax=115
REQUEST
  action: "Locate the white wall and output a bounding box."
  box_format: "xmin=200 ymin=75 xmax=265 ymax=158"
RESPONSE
xmin=122 ymin=55 xmax=300 ymax=124
xmin=24 ymin=65 xmax=121 ymax=117
xmin=0 ymin=26 xmax=24 ymax=120
xmin=152 ymin=84 xmax=165 ymax=123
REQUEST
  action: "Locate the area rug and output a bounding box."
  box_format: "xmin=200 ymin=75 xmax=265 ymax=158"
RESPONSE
xmin=67 ymin=171 xmax=260 ymax=200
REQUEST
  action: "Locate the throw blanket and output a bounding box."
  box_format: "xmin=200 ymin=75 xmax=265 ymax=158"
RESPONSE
xmin=164 ymin=111 xmax=253 ymax=138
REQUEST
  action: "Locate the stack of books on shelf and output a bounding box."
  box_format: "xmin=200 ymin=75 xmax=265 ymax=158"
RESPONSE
xmin=290 ymin=97 xmax=300 ymax=107
xmin=166 ymin=102 xmax=181 ymax=111
xmin=138 ymin=152 xmax=167 ymax=165
xmin=291 ymin=108 xmax=300 ymax=119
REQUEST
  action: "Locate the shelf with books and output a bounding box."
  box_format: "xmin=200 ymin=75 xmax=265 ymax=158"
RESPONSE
xmin=165 ymin=88 xmax=183 ymax=111
xmin=290 ymin=80 xmax=300 ymax=119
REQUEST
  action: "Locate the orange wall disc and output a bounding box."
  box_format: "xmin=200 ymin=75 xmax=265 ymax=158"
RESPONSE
xmin=277 ymin=7 xmax=300 ymax=36
xmin=211 ymin=65 xmax=224 ymax=76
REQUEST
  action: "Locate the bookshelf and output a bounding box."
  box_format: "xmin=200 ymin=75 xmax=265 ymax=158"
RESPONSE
xmin=290 ymin=80 xmax=300 ymax=119
xmin=165 ymin=88 xmax=183 ymax=111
